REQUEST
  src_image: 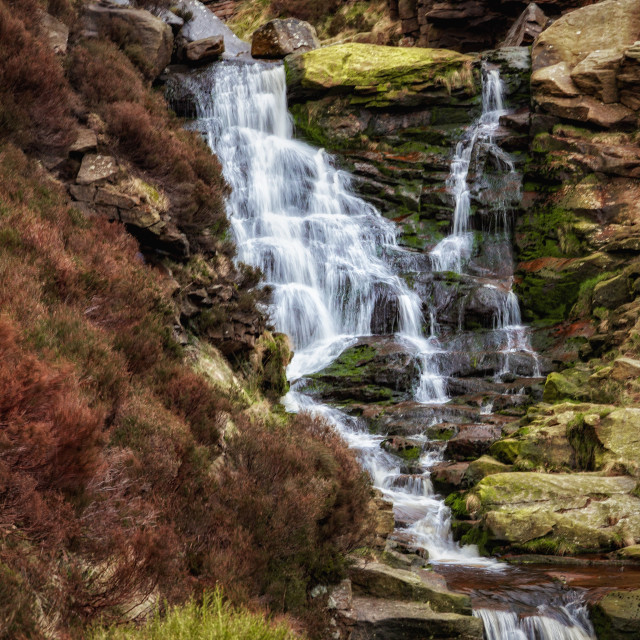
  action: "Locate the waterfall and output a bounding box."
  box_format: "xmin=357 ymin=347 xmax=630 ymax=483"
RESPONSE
xmin=185 ymin=58 xmax=591 ymax=640
xmin=187 ymin=62 xmax=446 ymax=402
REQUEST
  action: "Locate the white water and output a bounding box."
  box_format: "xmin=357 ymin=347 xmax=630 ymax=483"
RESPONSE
xmin=188 ymin=59 xmax=591 ymax=639
xmin=188 ymin=62 xmax=446 ymax=402
xmin=430 ymin=68 xmax=540 ymax=379
xmin=474 ymin=595 xmax=596 ymax=640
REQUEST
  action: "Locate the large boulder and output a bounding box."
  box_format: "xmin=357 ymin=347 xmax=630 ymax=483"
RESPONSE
xmin=251 ymin=18 xmax=319 ymax=59
xmin=471 ymin=472 xmax=640 ymax=551
xmin=79 ymin=3 xmax=173 ymax=78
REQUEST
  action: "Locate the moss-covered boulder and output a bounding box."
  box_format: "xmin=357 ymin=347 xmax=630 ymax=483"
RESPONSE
xmin=348 ymin=557 xmax=471 ymax=615
xmin=591 ymin=589 xmax=640 ymax=640
xmin=305 ymin=337 xmax=420 ymax=404
xmin=470 ymin=472 xmax=640 ymax=552
xmin=285 ymin=43 xmax=476 ymax=107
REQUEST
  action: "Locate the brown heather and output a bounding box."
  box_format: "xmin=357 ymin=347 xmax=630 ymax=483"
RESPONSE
xmin=0 ymin=3 xmax=372 ymax=637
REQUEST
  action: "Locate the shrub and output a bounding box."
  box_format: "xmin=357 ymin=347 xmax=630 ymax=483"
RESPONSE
xmin=0 ymin=1 xmax=75 ymax=151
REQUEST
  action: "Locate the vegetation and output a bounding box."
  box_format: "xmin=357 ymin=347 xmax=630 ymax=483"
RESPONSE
xmin=91 ymin=590 xmax=301 ymax=640
xmin=0 ymin=2 xmax=372 ymax=638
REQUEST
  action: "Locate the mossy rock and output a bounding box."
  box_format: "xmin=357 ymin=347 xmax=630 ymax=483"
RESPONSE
xmin=591 ymin=589 xmax=640 ymax=640
xmin=285 ymin=43 xmax=477 ymax=107
xmin=472 ymin=472 xmax=640 ymax=552
xmin=464 ymin=455 xmax=513 ymax=486
xmin=543 ymin=369 xmax=590 ymax=403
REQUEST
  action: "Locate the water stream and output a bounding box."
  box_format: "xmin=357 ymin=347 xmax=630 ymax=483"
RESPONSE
xmin=185 ymin=59 xmax=596 ymax=639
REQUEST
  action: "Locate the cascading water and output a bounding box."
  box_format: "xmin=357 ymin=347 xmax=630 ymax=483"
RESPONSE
xmin=430 ymin=67 xmax=540 ymax=380
xmin=185 ymin=59 xmax=594 ymax=640
xmin=187 ymin=62 xmax=446 ymax=402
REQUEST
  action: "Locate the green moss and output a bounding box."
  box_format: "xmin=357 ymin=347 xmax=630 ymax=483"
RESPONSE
xmin=445 ymin=492 xmax=469 ymax=519
xmin=285 ymin=43 xmax=476 ymax=107
xmin=516 ymin=536 xmax=579 ymax=556
xmin=460 ymin=527 xmax=490 ymax=556
xmin=311 ymin=344 xmax=377 ymax=382
xmin=489 ymin=439 xmax=522 ymax=465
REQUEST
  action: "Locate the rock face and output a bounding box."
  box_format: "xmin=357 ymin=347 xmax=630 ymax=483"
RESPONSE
xmin=79 ymin=3 xmax=173 ymax=78
xmin=251 ymin=18 xmax=319 ymax=59
xmin=41 ymin=12 xmax=69 ymax=55
xmin=500 ymin=3 xmax=549 ymax=48
xmin=390 ymin=0 xmax=590 ymax=52
xmin=516 ymin=0 xmax=640 ymax=370
xmin=285 ymin=42 xmax=482 ymax=253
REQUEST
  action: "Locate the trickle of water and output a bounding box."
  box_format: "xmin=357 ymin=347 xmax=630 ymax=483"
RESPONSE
xmin=186 ymin=61 xmax=447 ymax=402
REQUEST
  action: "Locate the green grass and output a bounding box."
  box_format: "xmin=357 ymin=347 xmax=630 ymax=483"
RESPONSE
xmin=91 ymin=590 xmax=300 ymax=640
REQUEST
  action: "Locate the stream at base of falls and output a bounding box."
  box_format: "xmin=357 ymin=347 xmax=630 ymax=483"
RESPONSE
xmin=183 ymin=59 xmax=634 ymax=639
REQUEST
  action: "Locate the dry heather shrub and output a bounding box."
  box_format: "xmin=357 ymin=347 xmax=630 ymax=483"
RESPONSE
xmin=0 ymin=0 xmax=75 ymax=151
xmin=191 ymin=412 xmax=371 ymax=612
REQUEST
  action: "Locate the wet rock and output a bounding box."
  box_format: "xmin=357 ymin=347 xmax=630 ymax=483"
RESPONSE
xmin=76 ymin=154 xmax=119 ymax=185
xmin=591 ymin=589 xmax=640 ymax=640
xmin=348 ymin=557 xmax=472 ymax=614
xmin=179 ymin=35 xmax=224 ymax=64
xmin=79 ymin=3 xmax=173 ymax=78
xmin=347 ymin=596 xmax=483 ymax=640
xmin=306 ymin=337 xmax=421 ymax=404
xmin=382 ymin=436 xmax=423 ymax=461
xmin=500 ymin=3 xmax=548 ymax=48
xmin=174 ymin=0 xmax=250 ymax=58
xmin=431 ymin=461 xmax=469 ymax=493
xmin=251 ymin=18 xmax=319 ymax=59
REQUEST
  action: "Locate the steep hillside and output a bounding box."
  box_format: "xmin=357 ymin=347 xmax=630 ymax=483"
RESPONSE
xmin=0 ymin=1 xmax=372 ymax=638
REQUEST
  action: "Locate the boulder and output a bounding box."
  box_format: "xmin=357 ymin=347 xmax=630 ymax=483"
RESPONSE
xmin=532 ymin=0 xmax=640 ymax=72
xmin=617 ymin=544 xmax=640 ymax=561
xmin=347 ymin=596 xmax=484 ymax=640
xmin=41 ymin=12 xmax=69 ymax=55
xmin=179 ymin=35 xmax=224 ymax=64
xmin=500 ymin=3 xmax=549 ymax=48
xmin=348 ymin=558 xmax=472 ymax=614
xmin=591 ymin=589 xmax=640 ymax=640
xmin=464 ymin=455 xmax=512 ymax=486
xmin=251 ymin=18 xmax=319 ymax=59
xmin=446 ymin=424 xmax=502 ymax=461
xmin=79 ymin=3 xmax=173 ymax=78
xmin=305 ymin=337 xmax=421 ymax=404
xmin=175 ymin=0 xmax=250 ymax=58
xmin=472 ymin=472 xmax=640 ymax=551
xmin=76 ymin=154 xmax=119 ymax=185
